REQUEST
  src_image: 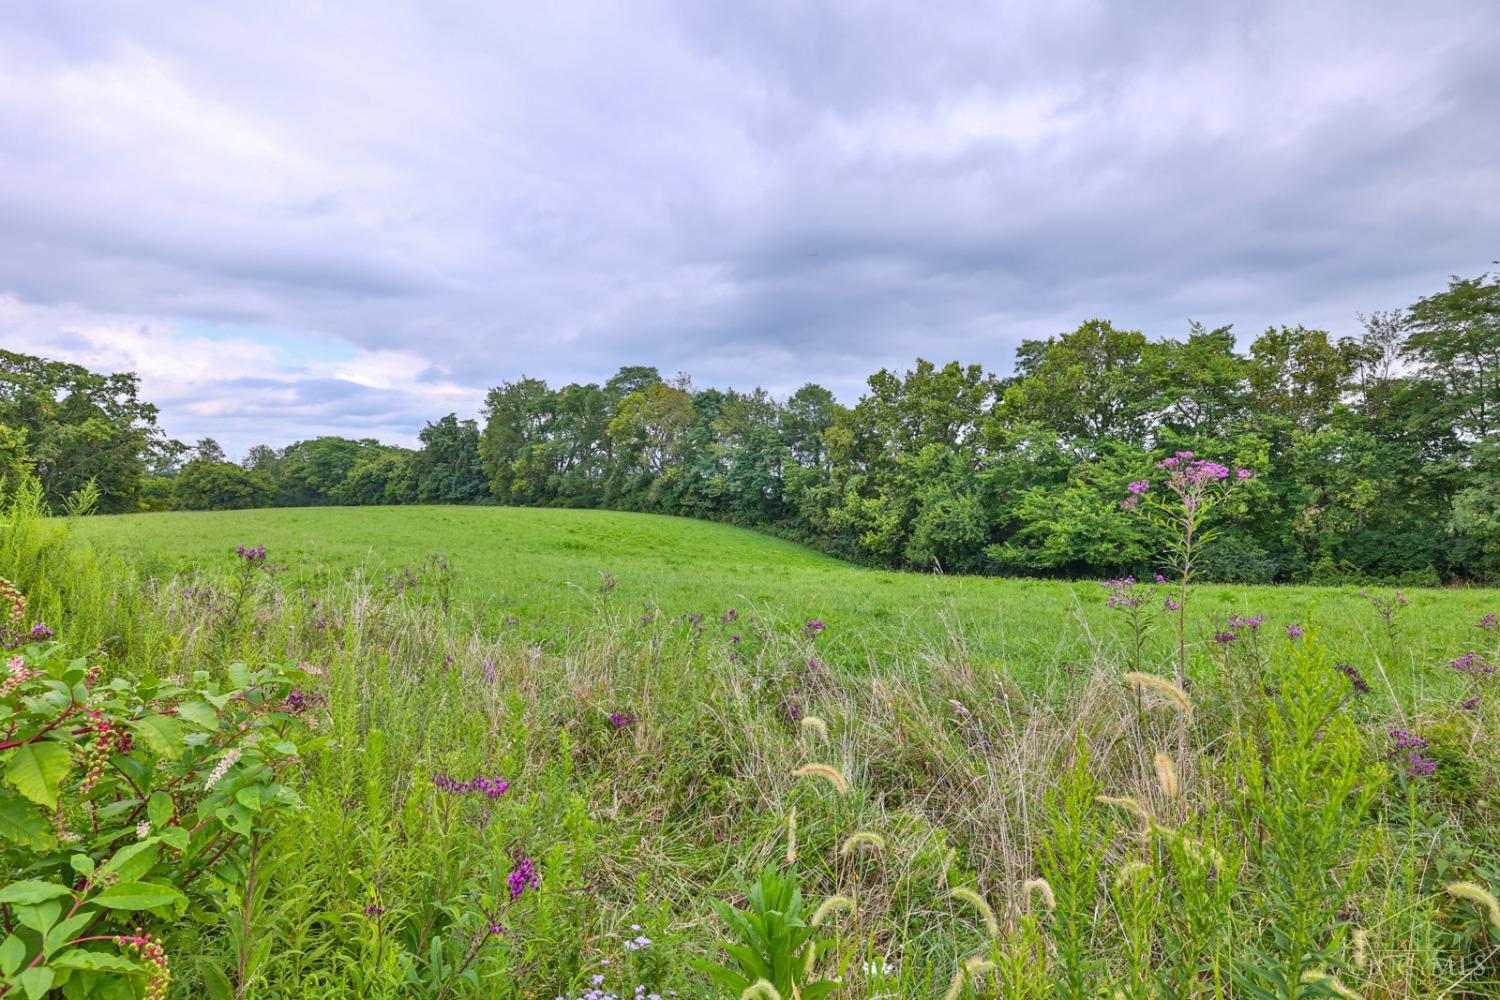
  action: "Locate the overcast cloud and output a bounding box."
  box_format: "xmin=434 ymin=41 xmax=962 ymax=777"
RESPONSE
xmin=2 ymin=1 xmax=1497 ymax=454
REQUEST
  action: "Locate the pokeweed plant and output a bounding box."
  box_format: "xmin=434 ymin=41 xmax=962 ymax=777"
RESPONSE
xmin=0 ymin=628 xmax=310 ymax=998
xmin=694 ymin=866 xmax=840 ymax=999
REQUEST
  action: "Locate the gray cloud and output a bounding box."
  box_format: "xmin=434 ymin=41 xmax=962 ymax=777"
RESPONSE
xmin=0 ymin=0 xmax=1496 ymax=455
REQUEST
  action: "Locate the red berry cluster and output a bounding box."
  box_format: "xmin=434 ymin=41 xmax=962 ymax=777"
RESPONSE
xmin=114 ymin=931 xmax=170 ymax=1000
xmin=0 ymin=577 xmax=22 ymax=626
xmin=80 ymin=719 xmax=116 ymax=792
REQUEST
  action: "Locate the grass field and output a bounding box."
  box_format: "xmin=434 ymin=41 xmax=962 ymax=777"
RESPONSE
xmin=5 ymin=502 xmax=1499 ymax=998
xmin=71 ymin=505 xmax=1498 ymax=700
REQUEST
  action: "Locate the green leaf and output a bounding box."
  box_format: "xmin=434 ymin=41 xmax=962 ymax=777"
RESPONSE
xmin=175 ymin=700 xmax=219 ymax=731
xmin=200 ymin=962 xmax=234 ymax=1000
xmin=128 ymin=715 xmax=184 ymax=760
xmin=51 ymin=949 xmax=141 ymax=972
xmin=0 ymin=934 xmax=24 ymax=976
xmin=100 ymin=841 xmax=158 ymax=882
xmin=69 ymin=854 xmax=95 ymax=878
xmin=147 ymin=792 xmax=175 ymax=827
xmin=0 ymin=880 xmax=72 ymax=905
xmin=0 ymin=791 xmax=55 ymax=851
xmin=17 ymin=966 xmax=53 ymax=999
xmin=91 ymin=881 xmax=185 ymax=912
xmin=5 ymin=742 xmax=74 ymax=809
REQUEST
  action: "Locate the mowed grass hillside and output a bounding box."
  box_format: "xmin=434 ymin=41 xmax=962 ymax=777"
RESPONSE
xmin=74 ymin=505 xmax=1497 ymax=698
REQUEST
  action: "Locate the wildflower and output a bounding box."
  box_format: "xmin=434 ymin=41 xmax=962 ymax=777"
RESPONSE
xmin=1478 ymin=613 xmax=1498 ymax=631
xmin=364 ymin=903 xmax=385 ymax=918
xmin=1403 ymin=754 xmax=1437 ymax=778
xmin=624 ymin=933 xmax=652 ymax=951
xmin=803 ymin=619 xmax=826 ymax=638
xmin=136 ymin=820 xmax=151 ymax=840
xmin=233 ymin=544 xmax=267 ymax=562
xmin=1388 ymin=728 xmax=1428 ymax=751
xmin=1236 ymin=468 xmax=1253 ymax=479
xmin=608 ymin=710 xmax=636 ymax=728
xmin=27 ymin=622 xmax=53 ymax=641
xmin=507 ymin=852 xmax=540 ymax=900
xmin=1213 ymin=630 xmax=1237 ymax=644
xmin=1336 ymin=663 xmax=1372 ymax=695
xmin=1461 ymin=695 xmax=1481 ymax=711
xmin=1163 ymin=597 xmax=1180 ymax=611
xmin=1451 ymin=652 xmax=1494 ymax=676
xmin=203 ymin=748 xmax=243 ymax=790
xmin=599 ymin=572 xmax=617 ymax=592
xmin=721 ymin=608 xmax=737 ymax=622
xmin=431 ymin=773 xmax=511 ymax=798
xmin=1285 ymin=623 xmax=1304 ymax=638
xmin=1127 ymin=480 xmax=1149 ymax=494
xmin=792 ymin=763 xmax=850 ymax=794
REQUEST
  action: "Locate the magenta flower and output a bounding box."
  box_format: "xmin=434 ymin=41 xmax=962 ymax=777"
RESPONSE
xmin=1285 ymin=623 xmax=1304 ymax=639
xmin=1450 ymin=652 xmax=1494 ymax=676
xmin=803 ymin=620 xmax=826 ymax=638
xmin=608 ymin=710 xmax=636 ymax=728
xmin=507 ymin=852 xmax=540 ymax=900
xmin=1127 ymin=480 xmax=1149 ymax=494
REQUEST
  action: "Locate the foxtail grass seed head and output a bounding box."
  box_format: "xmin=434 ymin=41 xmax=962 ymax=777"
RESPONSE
xmin=1022 ymin=877 xmax=1056 ymax=912
xmin=943 ymin=966 xmax=967 ymax=1000
xmin=839 ymin=830 xmax=887 ymax=857
xmin=741 ymin=980 xmax=782 ymax=1000
xmin=1122 ymin=672 xmax=1194 ymax=718
xmin=949 ymin=887 xmax=999 ymax=939
xmin=1095 ymin=794 xmax=1151 ymax=830
xmin=800 ymin=715 xmax=829 ymax=741
xmin=964 ymin=955 xmax=997 ymax=978
xmin=792 ymin=763 xmax=849 ymax=794
xmin=1116 ymin=861 xmax=1152 ymax=887
xmin=1446 ymin=881 xmax=1500 ymax=930
xmin=1351 ymin=928 xmax=1370 ymax=970
xmin=786 ymin=807 xmax=797 ymax=864
xmin=811 ymin=895 xmax=854 ymax=927
xmin=1152 ymin=751 xmax=1180 ymax=798
xmin=1300 ymin=970 xmax=1363 ymax=1000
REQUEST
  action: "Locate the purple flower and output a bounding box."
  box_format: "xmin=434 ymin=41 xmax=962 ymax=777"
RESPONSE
xmin=432 ymin=773 xmax=511 ymax=798
xmin=1127 ymin=480 xmax=1149 ymax=494
xmin=364 ymin=903 xmax=385 ymax=918
xmin=1154 ymin=574 xmax=1167 ymax=585
xmin=608 ymin=710 xmax=636 ymax=728
xmin=721 ymin=609 xmax=737 ymax=622
xmin=1402 ymin=753 xmax=1437 ymax=778
xmin=1163 ymin=597 xmax=1180 ymax=611
xmin=1336 ymin=663 xmax=1371 ymax=695
xmin=1227 ymin=614 xmax=1265 ymax=631
xmin=1285 ymin=623 xmax=1304 ymax=639
xmin=234 ymin=544 xmax=267 ymax=562
xmin=803 ymin=620 xmax=826 ymax=638
xmin=1236 ymin=468 xmax=1253 ymax=479
xmin=1461 ymin=696 xmax=1481 ymax=711
xmin=27 ymin=623 xmax=53 ymax=641
xmin=1213 ymin=631 xmax=1237 ymax=645
xmin=1388 ymin=728 xmax=1428 ymax=751
xmin=1477 ymin=613 xmax=1497 ymax=631
xmin=1450 ymin=652 xmax=1494 ymax=676
xmin=507 ymin=853 xmax=540 ymax=900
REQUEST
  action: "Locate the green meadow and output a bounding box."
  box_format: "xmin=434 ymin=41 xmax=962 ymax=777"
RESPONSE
xmin=4 ymin=500 xmax=1499 ymax=998
xmin=72 ymin=505 xmax=1497 ymax=700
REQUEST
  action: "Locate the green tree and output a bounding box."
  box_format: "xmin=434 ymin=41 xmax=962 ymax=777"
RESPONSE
xmin=1403 ymin=271 xmax=1500 ymax=439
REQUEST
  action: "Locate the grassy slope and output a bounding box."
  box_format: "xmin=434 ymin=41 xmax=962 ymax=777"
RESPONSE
xmin=75 ymin=505 xmax=1497 ymax=696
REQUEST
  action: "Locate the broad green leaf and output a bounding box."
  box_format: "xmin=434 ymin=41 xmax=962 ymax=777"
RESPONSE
xmin=148 ymin=791 xmax=174 ymax=826
xmin=200 ymin=962 xmax=234 ymax=1000
xmin=17 ymin=966 xmax=53 ymax=999
xmin=100 ymin=840 xmax=157 ymax=880
xmin=92 ymin=881 xmax=185 ymax=912
xmin=51 ymin=949 xmax=141 ymax=972
xmin=69 ymin=854 xmax=95 ymax=877
xmin=0 ymin=934 xmax=24 ymax=976
xmin=175 ymin=700 xmax=219 ymax=731
xmin=0 ymin=791 xmax=55 ymax=851
xmin=128 ymin=715 xmax=184 ymax=760
xmin=5 ymin=742 xmax=73 ymax=809
xmin=0 ymin=880 xmax=72 ymax=905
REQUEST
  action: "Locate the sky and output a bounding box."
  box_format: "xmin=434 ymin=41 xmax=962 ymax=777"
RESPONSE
xmin=2 ymin=1 xmax=1497 ymax=455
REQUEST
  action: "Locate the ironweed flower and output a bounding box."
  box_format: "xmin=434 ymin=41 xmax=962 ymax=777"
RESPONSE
xmin=432 ymin=773 xmax=511 ymax=798
xmin=1461 ymin=696 xmax=1481 ymax=711
xmin=233 ymin=544 xmax=267 ymax=562
xmin=1336 ymin=663 xmax=1371 ymax=694
xmin=608 ymin=710 xmax=636 ymax=728
xmin=507 ymin=851 xmax=540 ymax=900
xmin=803 ymin=619 xmax=826 ymax=638
xmin=1478 ymin=613 xmax=1498 ymax=631
xmin=1451 ymin=652 xmax=1494 ymax=676
xmin=1285 ymin=623 xmax=1304 ymax=638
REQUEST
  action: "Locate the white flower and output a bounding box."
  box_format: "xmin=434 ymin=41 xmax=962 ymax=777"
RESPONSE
xmin=136 ymin=820 xmax=151 ymax=840
xmin=204 ymin=748 xmax=243 ymax=790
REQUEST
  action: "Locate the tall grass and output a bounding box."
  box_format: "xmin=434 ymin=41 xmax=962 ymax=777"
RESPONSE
xmin=3 ymin=488 xmax=1499 ymax=997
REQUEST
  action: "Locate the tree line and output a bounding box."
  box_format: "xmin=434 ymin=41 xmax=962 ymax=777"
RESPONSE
xmin=3 ymin=270 xmax=1496 ymax=583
